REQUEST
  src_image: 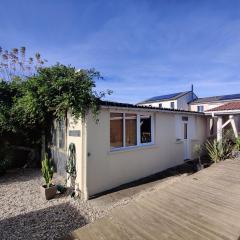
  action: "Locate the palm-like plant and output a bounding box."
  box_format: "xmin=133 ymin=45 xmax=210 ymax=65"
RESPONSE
xmin=235 ymin=137 xmax=240 ymax=151
xmin=205 ymin=138 xmax=233 ymax=163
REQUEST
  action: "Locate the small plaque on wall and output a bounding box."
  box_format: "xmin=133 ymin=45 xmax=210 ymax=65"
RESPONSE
xmin=69 ymin=130 xmax=81 ymax=137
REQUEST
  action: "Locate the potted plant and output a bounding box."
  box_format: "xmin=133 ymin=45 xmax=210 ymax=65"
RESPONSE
xmin=193 ymin=144 xmax=204 ymax=171
xmin=41 ymin=154 xmax=56 ymax=200
xmin=233 ymin=137 xmax=240 ymax=159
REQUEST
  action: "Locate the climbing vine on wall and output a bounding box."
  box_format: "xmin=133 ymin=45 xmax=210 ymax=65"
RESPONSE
xmin=66 ymin=143 xmax=76 ymax=178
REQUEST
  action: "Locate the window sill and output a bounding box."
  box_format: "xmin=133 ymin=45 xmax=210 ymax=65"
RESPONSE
xmin=109 ymin=143 xmax=157 ymax=154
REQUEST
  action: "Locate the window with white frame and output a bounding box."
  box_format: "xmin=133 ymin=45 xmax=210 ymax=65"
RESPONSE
xmin=125 ymin=113 xmax=137 ymax=146
xmin=159 ymin=103 xmax=163 ymax=108
xmin=110 ymin=112 xmax=154 ymax=150
xmin=110 ymin=113 xmax=124 ymax=148
xmin=140 ymin=115 xmax=152 ymax=143
xmin=170 ymin=102 xmax=175 ymax=109
xmin=197 ymin=105 xmax=204 ymax=112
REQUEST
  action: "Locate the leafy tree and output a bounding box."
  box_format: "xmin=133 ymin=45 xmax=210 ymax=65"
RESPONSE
xmin=12 ymin=64 xmax=110 ymax=129
xmin=0 ymin=47 xmax=111 ymax=172
xmin=0 ymin=52 xmax=111 ymax=170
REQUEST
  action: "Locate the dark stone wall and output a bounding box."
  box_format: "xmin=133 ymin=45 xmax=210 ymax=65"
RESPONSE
xmin=50 ymin=148 xmax=67 ymax=177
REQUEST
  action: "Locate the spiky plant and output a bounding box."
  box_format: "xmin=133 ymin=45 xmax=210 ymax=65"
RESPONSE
xmin=205 ymin=138 xmax=233 ymax=163
xmin=193 ymin=143 xmax=203 ymax=165
xmin=235 ymin=137 xmax=240 ymax=151
xmin=41 ymin=154 xmax=54 ymax=188
xmin=205 ymin=140 xmax=223 ymax=163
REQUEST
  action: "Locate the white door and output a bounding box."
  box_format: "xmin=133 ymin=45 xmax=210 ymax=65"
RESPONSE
xmin=183 ymin=121 xmax=190 ymax=160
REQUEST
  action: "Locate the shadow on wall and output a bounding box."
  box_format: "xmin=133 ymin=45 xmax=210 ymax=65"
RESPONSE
xmin=0 ymin=203 xmax=88 ymax=240
xmin=90 ymin=161 xmax=196 ymax=200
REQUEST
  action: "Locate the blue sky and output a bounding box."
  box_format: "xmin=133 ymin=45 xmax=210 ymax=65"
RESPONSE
xmin=1 ymin=0 xmax=240 ymax=103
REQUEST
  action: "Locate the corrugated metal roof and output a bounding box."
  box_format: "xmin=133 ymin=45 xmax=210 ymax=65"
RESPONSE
xmin=138 ymin=91 xmax=191 ymax=104
xmin=206 ymin=101 xmax=240 ymax=112
xmin=192 ymin=93 xmax=240 ymax=104
xmin=100 ymin=100 xmax=204 ymax=115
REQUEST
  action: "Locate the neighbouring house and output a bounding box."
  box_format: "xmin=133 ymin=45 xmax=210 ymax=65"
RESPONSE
xmin=50 ymin=89 xmax=240 ymax=200
xmin=189 ymin=93 xmax=240 ymax=112
xmin=138 ymin=87 xmax=240 ymax=140
xmin=189 ymin=93 xmax=240 ymax=140
xmin=137 ymin=85 xmax=197 ymax=110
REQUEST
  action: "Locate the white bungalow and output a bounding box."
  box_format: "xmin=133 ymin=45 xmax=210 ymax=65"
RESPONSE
xmin=50 ymin=101 xmax=207 ymax=200
xmin=50 ymin=90 xmax=240 ymax=200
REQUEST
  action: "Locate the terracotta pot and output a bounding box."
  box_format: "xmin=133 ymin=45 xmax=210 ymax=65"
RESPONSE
xmin=41 ymin=185 xmax=57 ymax=200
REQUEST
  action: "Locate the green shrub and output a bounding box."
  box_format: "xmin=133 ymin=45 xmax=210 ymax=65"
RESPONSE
xmin=41 ymin=154 xmax=54 ymax=188
xmin=235 ymin=137 xmax=240 ymax=151
xmin=205 ymin=138 xmax=233 ymax=163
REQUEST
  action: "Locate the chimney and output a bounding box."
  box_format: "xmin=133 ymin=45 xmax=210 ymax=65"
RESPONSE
xmin=191 ymin=84 xmax=194 ymax=101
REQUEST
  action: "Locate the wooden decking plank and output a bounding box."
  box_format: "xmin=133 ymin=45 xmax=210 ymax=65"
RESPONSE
xmin=138 ymin=196 xmax=231 ymax=240
xmin=67 ymin=160 xmax=240 ymax=240
xmin=113 ymin=203 xmax=199 ymax=240
xmin=141 ymin=194 xmax=238 ymax=239
xmin=166 ymin=183 xmax=240 ymax=213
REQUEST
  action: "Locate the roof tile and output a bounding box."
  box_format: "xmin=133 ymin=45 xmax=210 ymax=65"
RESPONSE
xmin=207 ymin=101 xmax=240 ymax=112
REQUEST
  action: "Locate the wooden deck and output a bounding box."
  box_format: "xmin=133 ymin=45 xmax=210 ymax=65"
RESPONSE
xmin=65 ymin=160 xmax=240 ymax=240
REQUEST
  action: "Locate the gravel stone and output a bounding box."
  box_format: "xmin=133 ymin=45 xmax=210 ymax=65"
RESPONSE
xmin=0 ymin=168 xmax=187 ymax=240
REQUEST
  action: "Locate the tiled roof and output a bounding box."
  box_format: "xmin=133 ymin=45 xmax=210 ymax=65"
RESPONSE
xmin=138 ymin=91 xmax=191 ymax=104
xmin=192 ymin=93 xmax=240 ymax=104
xmin=100 ymin=100 xmax=203 ymax=115
xmin=207 ymin=102 xmax=240 ymax=112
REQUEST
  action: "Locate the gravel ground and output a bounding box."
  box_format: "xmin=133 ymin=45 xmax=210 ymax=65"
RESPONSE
xmin=0 ymin=169 xmax=102 ymax=240
xmin=0 ymin=167 xmax=190 ymax=240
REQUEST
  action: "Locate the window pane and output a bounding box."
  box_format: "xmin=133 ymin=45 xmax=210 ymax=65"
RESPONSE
xmin=197 ymin=105 xmax=204 ymax=112
xmin=125 ymin=114 xmax=137 ymax=146
xmin=170 ymin=102 xmax=175 ymax=109
xmin=110 ymin=113 xmax=123 ymax=148
xmin=140 ymin=115 xmax=152 ymax=143
xmin=184 ymin=123 xmax=188 ymax=139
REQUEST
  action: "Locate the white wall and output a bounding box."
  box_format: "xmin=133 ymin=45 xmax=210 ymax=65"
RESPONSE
xmin=177 ymin=92 xmax=195 ymax=110
xmin=190 ymin=102 xmax=224 ymax=112
xmin=140 ymin=100 xmax=177 ymax=109
xmin=85 ymin=108 xmax=207 ymax=196
xmin=66 ymin=115 xmax=87 ymax=197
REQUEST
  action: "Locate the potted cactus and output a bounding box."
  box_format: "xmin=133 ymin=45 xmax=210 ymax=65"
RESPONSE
xmin=41 ymin=154 xmax=56 ymax=200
